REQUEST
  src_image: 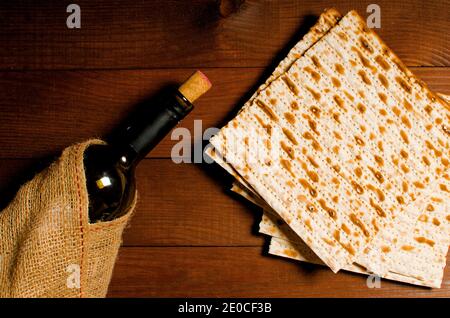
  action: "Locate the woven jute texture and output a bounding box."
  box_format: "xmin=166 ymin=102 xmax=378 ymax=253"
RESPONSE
xmin=0 ymin=139 xmax=136 ymax=298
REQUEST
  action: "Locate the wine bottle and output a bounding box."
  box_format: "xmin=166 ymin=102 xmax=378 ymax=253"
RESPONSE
xmin=84 ymin=71 xmax=211 ymax=222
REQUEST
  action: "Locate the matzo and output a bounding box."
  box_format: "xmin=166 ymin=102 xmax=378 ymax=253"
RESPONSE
xmin=210 ymin=10 xmax=450 ymax=273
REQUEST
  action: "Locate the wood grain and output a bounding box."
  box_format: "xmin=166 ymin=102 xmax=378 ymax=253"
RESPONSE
xmin=0 ymin=67 xmax=448 ymax=160
xmin=107 ymin=247 xmax=450 ymax=297
xmin=0 ymin=0 xmax=449 ymax=70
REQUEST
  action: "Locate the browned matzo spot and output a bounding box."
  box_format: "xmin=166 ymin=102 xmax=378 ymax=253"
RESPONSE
xmin=338 ymin=32 xmax=348 ymax=41
xmin=304 ymin=219 xmax=313 ymax=231
xmin=291 ymin=101 xmax=299 ymax=110
xmin=377 ymin=141 xmax=383 ymax=151
xmin=359 ymin=36 xmax=374 ymax=53
xmin=352 ymin=46 xmax=373 ymax=69
xmin=378 ymin=92 xmax=387 ymax=104
xmin=400 ymin=149 xmax=408 ymax=159
xmin=283 ymin=249 xmax=298 ymax=258
xmin=396 ymin=77 xmax=412 ymax=94
xmin=308 ymin=119 xmax=320 ymax=135
xmin=323 ymin=238 xmax=335 ymax=246
xmin=400 ymin=163 xmax=410 ymax=173
xmin=425 ymin=140 xmax=442 ymax=157
xmin=335 ymin=63 xmax=345 ymax=74
xmin=304 ymin=66 xmax=321 ymax=82
xmin=374 ymin=155 xmax=384 ymax=167
xmin=341 ymin=223 xmax=351 ymax=235
xmin=396 ymin=196 xmax=405 ymax=204
xmin=424 ymin=105 xmax=432 ymax=114
xmin=415 ymin=237 xmax=435 ymax=247
xmin=381 ymin=246 xmax=390 ymax=253
xmin=269 ymin=98 xmax=277 ymax=105
xmin=422 ymin=156 xmax=431 ymax=166
xmin=375 ymin=55 xmax=390 ymax=71
xmin=354 ymin=135 xmax=365 ymax=146
xmin=413 ymin=181 xmax=425 ymax=189
xmin=311 ymin=55 xmax=322 ymax=69
xmin=358 ymin=70 xmax=371 ymax=85
xmin=333 ymin=131 xmax=343 ymax=140
xmin=333 ymin=95 xmax=346 ymax=111
xmin=344 ymin=90 xmax=354 ymax=101
xmin=403 ymin=99 xmax=413 ymax=112
xmin=331 ymin=77 xmax=341 ymax=88
xmin=286 ymin=180 xmax=295 ymax=188
xmin=379 ymin=109 xmax=387 ymax=116
xmin=378 ymin=73 xmax=389 ymax=88
xmin=367 ymin=185 xmax=385 ymax=201
xmin=284 ymin=112 xmax=296 ymax=125
xmin=306 ymin=86 xmax=321 ymax=101
xmin=307 ymin=204 xmax=317 ymax=213
xmin=357 ymin=103 xmax=366 ymax=113
xmin=332 ymin=145 xmax=339 ymax=155
xmin=372 ymin=219 xmax=379 ymax=232
xmin=333 ymin=230 xmax=340 ymax=242
xmin=392 ymin=106 xmax=401 ymax=117
xmin=317 ymin=199 xmax=337 ymax=220
xmin=282 ymin=127 xmax=298 ymax=145
xmin=432 ymin=218 xmax=441 ymax=226
xmin=369 ymin=198 xmax=386 ymax=217
xmin=343 ymin=243 xmax=356 ymax=256
xmin=306 ymin=155 xmax=319 ymax=168
xmin=440 ymin=184 xmax=449 ymax=192
xmin=402 ymin=181 xmax=408 ymax=193
xmin=401 ymin=245 xmax=414 ymax=251
xmin=282 ymin=76 xmax=299 ymax=96
xmin=310 ymin=106 xmax=320 ymax=117
xmin=280 ymin=141 xmax=295 ymax=159
xmin=280 ymin=159 xmax=295 ymax=177
xmin=349 ymin=213 xmax=370 ymax=237
xmin=401 ymin=116 xmax=412 ymax=128
xmin=368 ymin=167 xmax=384 ymax=183
xmin=354 ymin=167 xmax=362 ymax=178
xmin=351 ymin=180 xmax=364 ymax=194
xmin=298 ymin=178 xmax=317 ymax=197
xmin=400 ymin=130 xmax=409 ymax=144
xmin=442 ymin=124 xmax=450 ymax=135
xmin=332 ymin=113 xmax=341 ymax=124
xmin=255 ymin=100 xmax=278 ymax=122
xmin=418 ymin=214 xmax=428 ymax=222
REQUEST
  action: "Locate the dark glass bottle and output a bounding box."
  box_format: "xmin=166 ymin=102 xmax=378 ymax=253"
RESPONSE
xmin=84 ymin=89 xmax=195 ymax=222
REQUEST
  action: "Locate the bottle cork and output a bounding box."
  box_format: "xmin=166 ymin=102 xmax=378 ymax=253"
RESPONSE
xmin=178 ymin=70 xmax=212 ymax=103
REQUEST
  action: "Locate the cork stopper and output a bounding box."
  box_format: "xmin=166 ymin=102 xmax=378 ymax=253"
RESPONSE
xmin=178 ymin=70 xmax=212 ymax=103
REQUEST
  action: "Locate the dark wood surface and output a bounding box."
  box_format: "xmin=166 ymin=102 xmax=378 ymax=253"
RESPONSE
xmin=0 ymin=0 xmax=449 ymax=297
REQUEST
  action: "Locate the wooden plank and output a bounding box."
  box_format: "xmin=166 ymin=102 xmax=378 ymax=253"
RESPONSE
xmin=107 ymin=247 xmax=450 ymax=297
xmin=0 ymin=67 xmax=449 ymax=159
xmin=0 ymin=159 xmax=264 ymax=246
xmin=0 ymin=0 xmax=448 ymax=70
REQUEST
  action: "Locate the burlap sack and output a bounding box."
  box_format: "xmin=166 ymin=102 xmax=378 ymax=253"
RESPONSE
xmin=0 ymin=139 xmax=136 ymax=298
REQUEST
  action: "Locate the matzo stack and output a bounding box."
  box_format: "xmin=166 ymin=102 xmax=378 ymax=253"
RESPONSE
xmin=210 ymin=10 xmax=449 ymax=274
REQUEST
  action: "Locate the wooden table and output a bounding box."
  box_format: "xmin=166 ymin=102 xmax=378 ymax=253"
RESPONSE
xmin=0 ymin=0 xmax=449 ymax=297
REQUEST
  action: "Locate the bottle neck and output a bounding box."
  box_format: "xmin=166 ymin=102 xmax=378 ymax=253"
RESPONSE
xmin=112 ymin=89 xmax=193 ymax=169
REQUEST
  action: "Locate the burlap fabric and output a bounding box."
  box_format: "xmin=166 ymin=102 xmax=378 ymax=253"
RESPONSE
xmin=0 ymin=139 xmax=136 ymax=297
